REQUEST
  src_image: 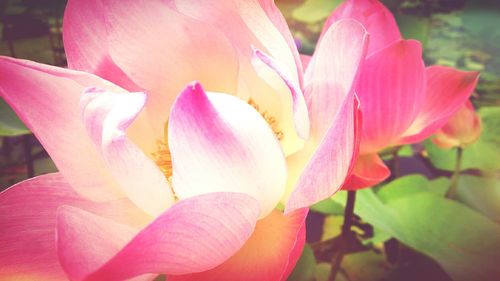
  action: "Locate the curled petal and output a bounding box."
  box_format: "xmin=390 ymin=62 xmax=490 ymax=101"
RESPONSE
xmin=342 ymin=153 xmax=390 ymax=190
xmin=81 ymin=89 xmax=175 ymax=216
xmin=357 ymin=40 xmax=426 ymax=154
xmin=169 ymin=82 xmax=287 ymax=217
xmin=321 ymin=0 xmax=401 ymax=56
xmin=0 ymin=56 xmax=127 ymax=201
xmin=252 ymin=47 xmax=310 ymax=140
xmin=0 ymin=173 xmax=150 ymax=281
xmin=57 ymin=193 xmax=260 ymax=281
xmin=399 ymin=66 xmax=479 ymax=144
xmin=285 ymin=92 xmax=361 ymax=213
xmin=169 ymin=209 xmax=308 ymax=281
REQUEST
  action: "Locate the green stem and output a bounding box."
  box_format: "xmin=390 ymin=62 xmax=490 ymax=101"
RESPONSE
xmin=446 ymin=147 xmax=463 ymax=199
xmin=328 ymin=191 xmax=356 ymax=281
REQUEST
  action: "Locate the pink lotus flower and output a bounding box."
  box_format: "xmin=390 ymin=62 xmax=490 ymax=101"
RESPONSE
xmin=315 ymin=0 xmax=480 ymax=189
xmin=433 ymin=100 xmax=482 ymax=149
xmin=0 ymin=0 xmax=364 ymax=280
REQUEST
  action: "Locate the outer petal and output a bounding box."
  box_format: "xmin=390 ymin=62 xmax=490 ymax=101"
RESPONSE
xmin=169 ymin=82 xmax=287 ymax=217
xmin=0 ymin=57 xmax=127 ymax=201
xmin=0 ymin=173 xmax=150 ymax=281
xmin=285 ymin=92 xmax=361 ymax=213
xmin=357 ymin=40 xmax=426 ymax=154
xmin=169 ymin=209 xmax=308 ymax=281
xmin=342 ymin=153 xmax=390 ymax=190
xmin=57 ymin=193 xmax=260 ymax=281
xmin=64 ymin=0 xmax=239 ymax=138
xmin=252 ymin=47 xmax=310 ymax=140
xmin=80 ymin=89 xmax=174 ymax=216
xmin=321 ymin=0 xmax=401 ymax=56
xmin=304 ymin=19 xmax=368 ymax=140
xmin=283 ymin=20 xmax=368 ymax=211
xmin=398 ymin=66 xmax=479 ymax=144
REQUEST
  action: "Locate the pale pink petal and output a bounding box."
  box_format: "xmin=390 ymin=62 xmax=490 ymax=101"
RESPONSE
xmin=0 ymin=173 xmax=150 ymax=281
xmin=80 ymin=89 xmax=174 ymax=216
xmin=172 ymin=0 xmax=300 ymax=86
xmin=169 ymin=82 xmax=287 ymax=217
xmin=304 ymin=19 xmax=368 ymax=140
xmin=357 ymin=40 xmax=426 ymax=154
xmin=252 ymin=47 xmax=310 ymax=139
xmin=57 ymin=193 xmax=260 ymax=280
xmin=321 ymin=0 xmax=401 ymax=56
xmin=285 ymin=92 xmax=361 ymax=213
xmin=0 ymin=56 xmax=128 ymax=201
xmin=257 ymin=0 xmax=304 ymax=84
xmin=342 ymin=153 xmax=390 ymax=190
xmin=300 ymin=54 xmax=312 ymax=71
xmin=65 ymin=0 xmax=239 ymax=138
xmin=169 ymin=209 xmax=308 ymax=281
xmin=63 ymin=0 xmax=140 ymax=91
xmin=398 ymin=66 xmax=479 ymax=144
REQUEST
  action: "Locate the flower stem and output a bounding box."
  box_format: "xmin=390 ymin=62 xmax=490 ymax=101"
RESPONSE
xmin=328 ymin=190 xmax=356 ymax=281
xmin=446 ymin=147 xmax=463 ymax=199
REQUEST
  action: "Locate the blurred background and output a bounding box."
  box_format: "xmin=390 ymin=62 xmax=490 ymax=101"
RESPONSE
xmin=0 ymin=0 xmax=499 ymax=280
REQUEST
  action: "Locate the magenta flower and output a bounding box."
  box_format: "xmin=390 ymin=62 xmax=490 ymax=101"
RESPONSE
xmin=0 ymin=1 xmax=364 ymax=280
xmin=314 ymin=0 xmax=480 ymax=189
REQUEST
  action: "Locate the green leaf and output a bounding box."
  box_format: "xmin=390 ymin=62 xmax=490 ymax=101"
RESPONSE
xmin=321 ymin=215 xmax=342 ymax=241
xmin=377 ymin=174 xmax=449 ymax=203
xmin=332 ymin=189 xmax=500 ymax=281
xmin=287 ymin=244 xmax=316 ymax=281
xmin=457 ymin=175 xmax=500 ymax=223
xmin=315 ymin=263 xmax=331 ymax=281
xmin=341 ymin=251 xmax=390 ymax=281
xmin=425 ymin=107 xmax=500 ymax=172
xmin=291 ymin=0 xmax=342 ymax=23
xmin=0 ymin=98 xmax=30 ymax=136
xmin=311 ymin=198 xmax=344 ymax=215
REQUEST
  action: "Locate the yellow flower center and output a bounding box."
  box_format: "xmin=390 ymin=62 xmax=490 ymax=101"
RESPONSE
xmin=247 ymin=98 xmax=283 ymax=140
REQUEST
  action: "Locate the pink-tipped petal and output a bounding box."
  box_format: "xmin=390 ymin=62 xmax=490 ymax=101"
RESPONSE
xmin=399 ymin=66 xmax=479 ymax=144
xmin=0 ymin=57 xmax=129 ymax=201
xmin=285 ymin=92 xmax=361 ymax=213
xmin=304 ymin=19 xmax=368 ymax=140
xmin=0 ymin=173 xmax=150 ymax=281
xmin=321 ymin=0 xmax=401 ymax=56
xmin=57 ymin=193 xmax=260 ymax=281
xmin=80 ymin=89 xmax=174 ymax=216
xmin=252 ymin=47 xmax=310 ymax=139
xmin=342 ymin=153 xmax=390 ymax=190
xmin=169 ymin=209 xmax=308 ymax=281
xmin=357 ymin=40 xmax=426 ymax=154
xmin=169 ymin=82 xmax=287 ymax=217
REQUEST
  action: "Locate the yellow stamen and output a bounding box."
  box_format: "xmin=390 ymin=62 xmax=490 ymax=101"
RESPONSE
xmin=248 ymin=98 xmax=283 ymax=140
